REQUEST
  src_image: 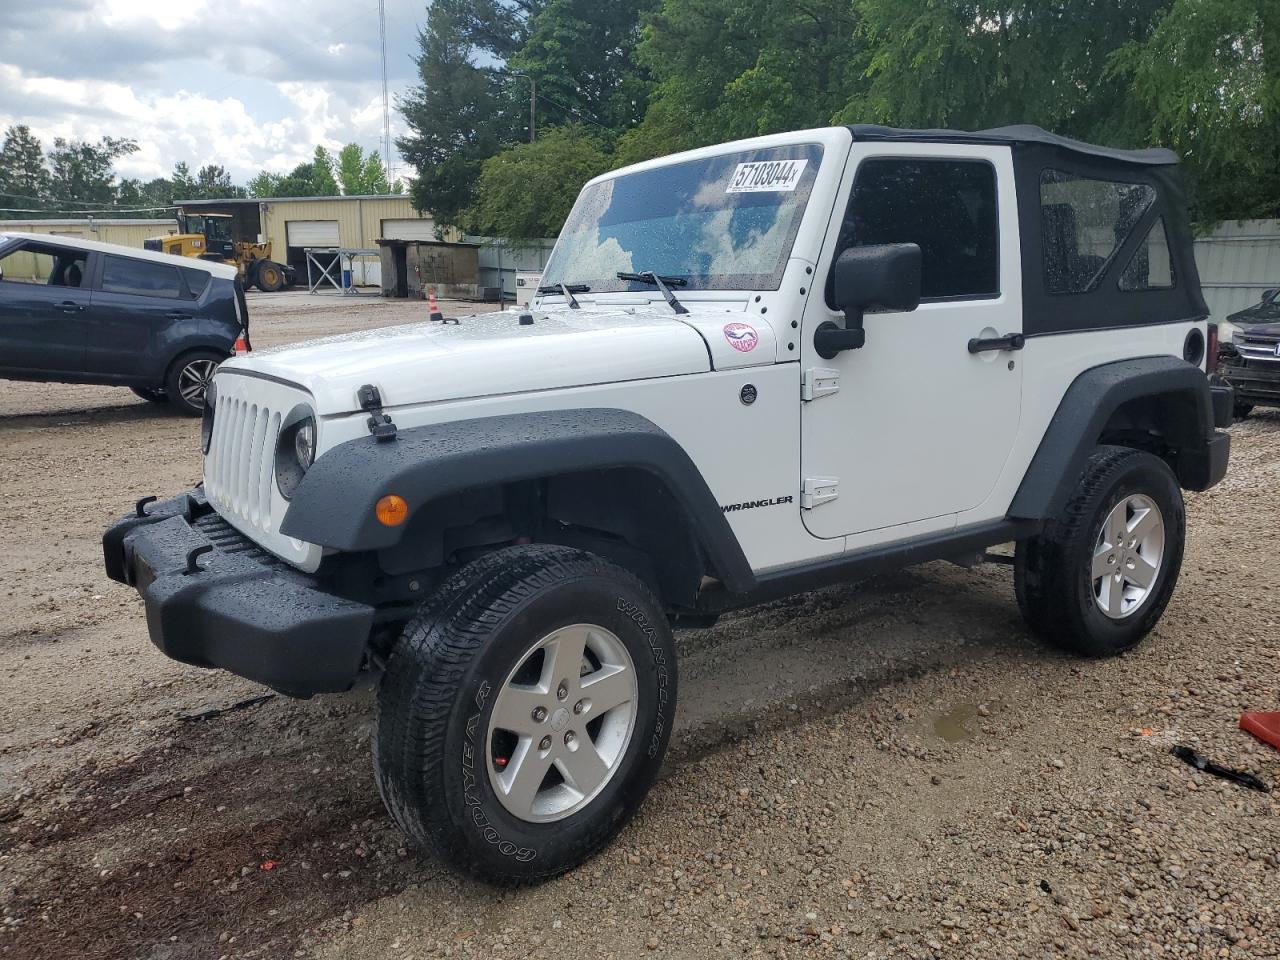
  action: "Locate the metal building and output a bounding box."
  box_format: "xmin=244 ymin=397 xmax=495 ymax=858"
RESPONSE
xmin=174 ymin=195 xmax=446 ymax=287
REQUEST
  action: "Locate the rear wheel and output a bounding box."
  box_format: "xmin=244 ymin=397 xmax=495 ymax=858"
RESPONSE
xmin=374 ymin=545 xmax=676 ymax=884
xmin=164 ymin=351 xmax=222 ymax=416
xmin=130 ymin=386 xmax=166 ymax=404
xmin=1234 ymin=402 xmax=1253 ymax=420
xmin=255 ymin=260 xmax=285 ymax=292
xmin=1014 ymin=446 xmax=1185 ymax=657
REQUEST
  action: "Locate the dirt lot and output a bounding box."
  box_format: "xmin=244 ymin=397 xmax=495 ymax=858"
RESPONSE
xmin=1 ymin=293 xmax=1277 ymax=959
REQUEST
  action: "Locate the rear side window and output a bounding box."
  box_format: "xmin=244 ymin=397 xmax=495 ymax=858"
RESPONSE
xmin=101 ymin=255 xmax=183 ymax=299
xmin=1040 ymin=171 xmax=1155 ymax=294
xmin=180 ymin=266 xmax=211 ymax=299
xmin=1118 ymin=217 xmax=1175 ymax=290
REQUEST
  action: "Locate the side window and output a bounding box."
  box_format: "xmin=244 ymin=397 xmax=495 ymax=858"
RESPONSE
xmin=101 ymin=256 xmax=183 ymax=299
xmin=1040 ymin=170 xmax=1155 ymax=294
xmin=180 ymin=267 xmax=211 ymax=300
xmin=827 ymin=158 xmax=999 ymax=304
xmin=1118 ymin=216 xmax=1175 ymax=290
xmin=0 ymin=243 xmax=87 ymax=287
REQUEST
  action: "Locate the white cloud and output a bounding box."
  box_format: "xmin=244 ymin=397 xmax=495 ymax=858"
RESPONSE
xmin=0 ymin=0 xmax=423 ymax=184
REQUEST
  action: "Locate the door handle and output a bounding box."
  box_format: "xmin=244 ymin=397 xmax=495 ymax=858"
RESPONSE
xmin=165 ymin=312 xmax=192 ymax=320
xmin=57 ymin=300 xmax=83 ymax=314
xmin=967 ymin=332 xmax=1025 ymax=354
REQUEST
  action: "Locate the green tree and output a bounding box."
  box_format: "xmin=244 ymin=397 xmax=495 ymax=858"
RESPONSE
xmin=838 ymin=0 xmax=1168 ymax=141
xmin=46 ymin=135 xmax=138 ymax=207
xmin=1115 ymin=0 xmax=1279 ymax=220
xmin=399 ymin=0 xmax=511 ymax=227
xmin=336 ymin=143 xmax=394 ymax=194
xmin=510 ymin=0 xmax=657 ymax=133
xmin=0 ymin=125 xmax=50 ymax=206
xmin=247 ymin=170 xmax=284 ymax=198
xmin=618 ymin=0 xmax=861 ymax=164
xmin=465 ymin=126 xmax=608 ymax=237
xmin=311 ymin=146 xmax=339 ymax=195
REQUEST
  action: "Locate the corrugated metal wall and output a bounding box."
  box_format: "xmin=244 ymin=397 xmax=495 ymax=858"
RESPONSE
xmin=0 ymin=219 xmax=178 ymax=279
xmin=260 ymin=197 xmax=433 ymax=254
xmin=0 ymin=218 xmax=177 ymax=247
xmin=1194 ymin=219 xmax=1280 ymax=322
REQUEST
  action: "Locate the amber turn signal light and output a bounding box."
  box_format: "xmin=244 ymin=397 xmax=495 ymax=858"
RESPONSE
xmin=375 ymin=494 xmax=409 ymax=527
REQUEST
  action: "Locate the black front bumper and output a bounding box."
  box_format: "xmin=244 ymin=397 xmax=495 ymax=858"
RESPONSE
xmin=103 ymin=490 xmax=374 ymax=696
xmin=1220 ymin=357 xmax=1280 ymax=406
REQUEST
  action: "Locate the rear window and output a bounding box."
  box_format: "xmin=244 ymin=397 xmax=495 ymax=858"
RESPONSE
xmin=101 ymin=255 xmax=183 ymax=299
xmin=1039 ymin=170 xmax=1156 ymax=294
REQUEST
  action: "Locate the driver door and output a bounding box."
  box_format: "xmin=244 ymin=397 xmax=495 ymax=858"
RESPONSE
xmin=799 ymin=144 xmax=1023 ymax=541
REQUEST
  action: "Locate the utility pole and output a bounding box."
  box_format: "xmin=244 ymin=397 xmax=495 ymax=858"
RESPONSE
xmin=511 ymin=72 xmax=537 ymax=143
xmin=529 ymin=75 xmax=536 ymax=143
xmin=378 ymin=0 xmax=391 ymax=175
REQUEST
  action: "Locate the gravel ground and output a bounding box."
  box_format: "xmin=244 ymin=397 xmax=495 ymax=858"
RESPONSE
xmin=0 ymin=294 xmax=1277 ymax=959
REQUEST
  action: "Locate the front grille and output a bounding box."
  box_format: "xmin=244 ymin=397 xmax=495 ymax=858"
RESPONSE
xmin=204 ymin=395 xmax=282 ymax=533
xmin=192 ymin=512 xmax=279 ymax=566
xmin=1235 ymin=336 xmax=1280 ymax=363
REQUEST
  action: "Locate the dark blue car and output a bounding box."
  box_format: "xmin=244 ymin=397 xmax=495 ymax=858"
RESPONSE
xmin=0 ymin=231 xmax=249 ymax=414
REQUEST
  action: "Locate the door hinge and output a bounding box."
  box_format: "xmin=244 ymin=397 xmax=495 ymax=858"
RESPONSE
xmin=801 ymin=477 xmax=839 ymax=510
xmin=801 ymin=367 xmax=840 ymax=402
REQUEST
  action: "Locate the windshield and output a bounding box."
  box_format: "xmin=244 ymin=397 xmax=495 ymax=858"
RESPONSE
xmin=188 ymin=215 xmax=232 ymax=242
xmin=541 ymin=143 xmax=823 ymax=293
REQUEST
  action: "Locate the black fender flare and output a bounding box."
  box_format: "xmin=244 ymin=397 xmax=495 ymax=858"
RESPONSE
xmin=281 ymin=408 xmax=757 ymax=593
xmin=1008 ymin=355 xmax=1227 ymax=522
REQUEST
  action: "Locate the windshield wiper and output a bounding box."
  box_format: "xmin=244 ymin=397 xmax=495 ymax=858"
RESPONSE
xmin=536 ymin=282 xmax=589 ymax=309
xmin=617 ymin=271 xmax=689 ymax=315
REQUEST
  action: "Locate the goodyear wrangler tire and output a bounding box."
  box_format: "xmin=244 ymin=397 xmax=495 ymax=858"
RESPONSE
xmin=1014 ymin=445 xmax=1185 ymax=657
xmin=373 ymin=545 xmax=677 ymax=884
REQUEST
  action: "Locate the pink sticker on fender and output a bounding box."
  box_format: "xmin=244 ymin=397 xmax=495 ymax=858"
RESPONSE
xmin=723 ymin=322 xmax=758 ymax=353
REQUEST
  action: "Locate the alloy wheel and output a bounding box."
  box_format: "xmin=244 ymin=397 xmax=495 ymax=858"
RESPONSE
xmin=486 ymin=623 xmax=638 ymax=823
xmin=1091 ymin=494 xmax=1165 ymax=620
xmin=177 ymin=359 xmax=217 ymax=409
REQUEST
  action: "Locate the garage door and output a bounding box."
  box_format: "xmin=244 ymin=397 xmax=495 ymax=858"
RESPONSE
xmin=381 ymin=218 xmax=437 ymax=241
xmin=286 ymin=220 xmax=339 ymax=248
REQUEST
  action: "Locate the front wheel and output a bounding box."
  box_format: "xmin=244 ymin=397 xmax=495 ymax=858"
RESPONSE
xmin=374 ymin=545 xmax=676 ymax=884
xmin=255 ymin=260 xmax=285 ymax=292
xmin=1234 ymin=402 xmax=1253 ymax=420
xmin=1015 ymin=446 xmax=1185 ymax=657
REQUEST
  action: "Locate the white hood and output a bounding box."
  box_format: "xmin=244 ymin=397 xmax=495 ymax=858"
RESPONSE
xmin=221 ymin=305 xmax=770 ymax=415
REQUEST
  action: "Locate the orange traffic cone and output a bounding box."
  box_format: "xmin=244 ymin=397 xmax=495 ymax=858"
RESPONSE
xmin=427 ymin=287 xmax=444 ymax=322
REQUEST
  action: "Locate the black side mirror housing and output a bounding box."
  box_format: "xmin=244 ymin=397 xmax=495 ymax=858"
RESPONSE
xmin=816 ymin=243 xmax=923 ymax=359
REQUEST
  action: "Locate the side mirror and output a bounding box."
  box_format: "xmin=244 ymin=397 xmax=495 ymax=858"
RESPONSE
xmin=1262 ymin=288 xmax=1279 ymax=305
xmin=816 ymin=243 xmax=922 ymax=358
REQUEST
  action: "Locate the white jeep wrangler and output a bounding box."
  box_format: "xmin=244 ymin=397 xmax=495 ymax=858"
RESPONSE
xmin=105 ymin=124 xmax=1234 ymax=883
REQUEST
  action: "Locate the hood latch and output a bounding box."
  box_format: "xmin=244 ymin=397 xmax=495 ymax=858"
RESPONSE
xmin=357 ymin=384 xmax=398 ymax=442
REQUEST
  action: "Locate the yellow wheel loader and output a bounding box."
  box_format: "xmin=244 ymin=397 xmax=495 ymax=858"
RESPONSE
xmin=144 ymin=212 xmax=295 ymax=292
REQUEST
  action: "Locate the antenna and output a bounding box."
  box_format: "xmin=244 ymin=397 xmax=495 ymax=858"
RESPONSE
xmin=378 ymin=0 xmax=391 ymax=179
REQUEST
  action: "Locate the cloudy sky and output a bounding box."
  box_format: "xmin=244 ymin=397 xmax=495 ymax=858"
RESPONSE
xmin=0 ymin=0 xmax=425 ymax=186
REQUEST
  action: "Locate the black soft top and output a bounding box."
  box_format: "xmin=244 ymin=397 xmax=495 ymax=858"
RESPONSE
xmin=848 ymin=124 xmax=1179 ymax=167
xmin=847 ymin=123 xmax=1204 ymax=335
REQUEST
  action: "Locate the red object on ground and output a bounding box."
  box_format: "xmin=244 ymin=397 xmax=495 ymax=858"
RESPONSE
xmin=260 ymin=860 xmax=281 ymax=871
xmin=427 ymin=288 xmax=444 ymax=322
xmin=1240 ymin=712 xmax=1280 ymax=751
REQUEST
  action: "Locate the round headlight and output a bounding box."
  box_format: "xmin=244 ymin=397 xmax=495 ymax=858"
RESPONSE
xmin=294 ymin=418 xmax=315 ymax=467
xmin=275 ymin=412 xmax=317 ymax=500
xmin=200 ymin=379 xmax=218 ymax=455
